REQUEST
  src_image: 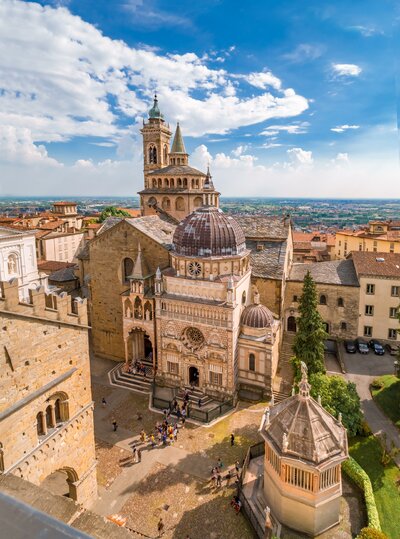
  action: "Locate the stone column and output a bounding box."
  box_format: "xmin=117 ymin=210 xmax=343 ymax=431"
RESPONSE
xmin=39 ymin=411 xmax=47 ymax=436
xmin=49 ymin=404 xmax=56 ymax=428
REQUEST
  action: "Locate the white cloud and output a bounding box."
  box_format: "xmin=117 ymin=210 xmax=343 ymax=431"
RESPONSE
xmin=286 ymin=147 xmax=313 ymax=167
xmin=330 ymin=125 xmax=360 ymax=133
xmin=260 ymin=122 xmax=309 ymax=136
xmin=0 ymin=126 xmax=61 ymax=166
xmin=349 ymin=25 xmax=382 ymax=37
xmin=283 ymin=43 xmax=324 ymax=63
xmin=332 ymin=63 xmax=362 ymax=77
xmin=261 ymin=143 xmax=282 ymax=149
xmin=0 ymin=0 xmax=309 ymax=156
xmin=334 ymin=152 xmax=349 ymax=163
xmin=231 ymin=145 xmax=248 ymax=157
xmin=246 ymin=71 xmax=282 ymax=90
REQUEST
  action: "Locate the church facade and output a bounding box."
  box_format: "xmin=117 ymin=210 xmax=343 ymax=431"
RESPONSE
xmin=86 ymin=97 xmax=289 ymax=402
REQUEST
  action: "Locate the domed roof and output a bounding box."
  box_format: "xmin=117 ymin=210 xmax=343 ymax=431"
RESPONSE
xmin=241 ymin=296 xmax=274 ymax=328
xmin=260 ymin=364 xmax=348 ymax=465
xmin=173 ymin=205 xmax=246 ymax=257
xmin=148 ymin=94 xmax=163 ymax=119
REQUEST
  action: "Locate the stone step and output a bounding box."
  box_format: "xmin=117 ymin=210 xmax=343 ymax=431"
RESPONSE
xmin=109 ymin=364 xmax=152 ymax=395
xmin=272 ymin=390 xmax=291 ymax=403
xmin=177 ymin=388 xmax=213 ymax=406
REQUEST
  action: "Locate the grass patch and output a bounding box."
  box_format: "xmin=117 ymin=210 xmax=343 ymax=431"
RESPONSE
xmin=349 ymin=436 xmax=400 ymax=538
xmin=371 ymin=375 xmax=400 ymax=428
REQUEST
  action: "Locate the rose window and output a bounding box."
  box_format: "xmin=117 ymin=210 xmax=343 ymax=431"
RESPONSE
xmin=188 ymin=261 xmax=201 ymax=276
xmin=182 ymin=326 xmax=205 ymax=351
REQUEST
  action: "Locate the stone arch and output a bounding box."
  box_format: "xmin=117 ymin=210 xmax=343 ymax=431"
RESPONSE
xmin=144 ymin=301 xmax=153 ymax=321
xmin=162 ymin=197 xmax=171 ymax=210
xmin=158 ymin=178 xmax=162 ymax=188
xmin=134 ymin=296 xmax=143 ymax=319
xmin=163 ymin=144 xmax=168 ymax=163
xmin=124 ymin=298 xmax=133 ymax=318
xmin=41 ymin=467 xmax=79 ymax=501
xmin=175 ymin=197 xmax=185 ymax=211
xmin=193 ymin=196 xmax=203 ymax=208
xmin=170 ymin=178 xmax=175 ymax=187
xmin=165 ymin=178 xmax=169 ymax=188
xmin=48 ymin=391 xmax=69 ymax=423
xmin=152 ymin=178 xmax=157 ymax=188
xmin=287 ymin=315 xmax=297 ymax=332
xmin=122 ymin=257 xmax=134 ymax=283
xmin=249 ymin=352 xmax=256 ymax=371
xmin=319 ymin=294 xmax=327 ymax=305
xmin=148 ymin=196 xmax=157 ymax=207
xmin=191 ymin=178 xmax=195 ymax=189
xmin=7 ymin=253 xmax=19 ymax=276
xmin=148 ymin=145 xmax=157 ymax=164
xmin=183 ymin=178 xmax=188 ymax=188
xmin=177 ymin=178 xmax=182 ymax=187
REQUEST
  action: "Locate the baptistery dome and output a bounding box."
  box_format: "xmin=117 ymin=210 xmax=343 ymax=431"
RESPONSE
xmin=241 ymin=303 xmax=275 ymax=328
xmin=173 ymin=205 xmax=246 ymax=257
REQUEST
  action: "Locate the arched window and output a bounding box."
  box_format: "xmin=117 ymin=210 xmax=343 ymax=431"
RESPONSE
xmin=242 ymin=291 xmax=246 ymax=305
xmin=148 ymin=196 xmax=157 ymax=207
xmin=124 ymin=298 xmax=133 ymax=318
xmin=175 ymin=197 xmax=185 ymax=211
xmin=144 ymin=301 xmax=153 ymax=321
xmin=158 ymin=178 xmax=162 ymax=188
xmin=340 ymin=321 xmax=347 ymax=330
xmin=163 ymin=145 xmax=168 ymax=163
xmin=123 ymin=258 xmax=134 ymax=283
xmin=319 ymin=294 xmax=327 ymax=305
xmin=162 ymin=197 xmax=171 ymax=210
xmin=54 ymin=399 xmax=61 ymax=424
xmin=36 ymin=412 xmax=44 ymax=436
xmin=148 ymin=145 xmax=157 ymax=164
xmin=183 ymin=178 xmax=188 ymax=188
xmin=193 ymin=196 xmax=203 ymax=208
xmin=249 ymin=353 xmax=256 ymax=372
xmin=45 ymin=405 xmax=53 ymax=429
xmin=165 ymin=178 xmax=169 ymax=188
xmin=177 ymin=178 xmax=182 ymax=187
xmin=152 ymin=179 xmax=157 ymax=188
xmin=7 ymin=254 xmax=18 ymax=276
xmin=134 ymin=297 xmax=143 ymax=319
xmin=337 ymin=297 xmax=344 ymax=307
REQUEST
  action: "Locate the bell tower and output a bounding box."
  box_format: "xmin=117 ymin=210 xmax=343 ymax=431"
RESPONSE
xmin=140 ymin=95 xmax=172 ymax=174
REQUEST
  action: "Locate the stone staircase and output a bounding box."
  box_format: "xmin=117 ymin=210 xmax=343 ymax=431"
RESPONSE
xmin=273 ymin=332 xmax=295 ymax=402
xmin=108 ymin=358 xmax=153 ymax=395
xmin=177 ymin=386 xmax=213 ymax=407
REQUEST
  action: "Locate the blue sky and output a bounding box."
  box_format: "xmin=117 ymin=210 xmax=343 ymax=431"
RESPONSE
xmin=0 ymin=0 xmax=398 ymax=197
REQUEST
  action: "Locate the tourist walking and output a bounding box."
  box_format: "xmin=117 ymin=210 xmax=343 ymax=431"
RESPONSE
xmin=230 ymin=433 xmax=235 ymax=446
xmin=217 ymin=457 xmax=223 ymax=471
xmin=112 ymin=420 xmax=118 ymax=432
xmin=157 ymin=517 xmax=164 ymax=537
xmin=101 ymin=397 xmax=107 ymax=407
xmin=226 ymin=470 xmax=232 ymax=486
xmin=216 ymin=473 xmax=222 ymax=488
xmin=132 ymin=445 xmax=137 ymax=462
xmin=137 ymin=448 xmax=142 ymax=463
xmin=235 ymin=460 xmax=240 ymax=473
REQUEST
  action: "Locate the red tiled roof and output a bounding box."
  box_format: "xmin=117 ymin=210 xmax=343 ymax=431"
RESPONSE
xmin=351 ymin=251 xmax=400 ymax=278
xmin=38 ymin=260 xmax=76 ymax=272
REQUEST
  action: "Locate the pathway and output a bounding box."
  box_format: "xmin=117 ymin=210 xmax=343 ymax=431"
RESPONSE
xmin=341 ymin=346 xmax=400 ymax=466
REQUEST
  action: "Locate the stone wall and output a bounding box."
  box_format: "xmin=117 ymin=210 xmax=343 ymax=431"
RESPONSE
xmin=89 ymin=220 xmax=170 ymax=361
xmin=0 ymin=279 xmax=97 ymax=508
xmin=284 ymin=280 xmax=360 ymax=339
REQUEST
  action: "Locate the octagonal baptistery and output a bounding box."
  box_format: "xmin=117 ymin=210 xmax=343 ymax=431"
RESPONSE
xmin=259 ymin=366 xmax=348 ymax=537
xmin=171 ymin=205 xmax=250 ymax=279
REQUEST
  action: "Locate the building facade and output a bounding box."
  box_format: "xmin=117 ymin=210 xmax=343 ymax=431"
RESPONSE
xmin=0 ymin=279 xmax=97 ymax=508
xmin=335 ymin=220 xmax=400 ymax=259
xmin=0 ymin=227 xmax=42 ymax=301
xmin=351 ymin=252 xmax=400 ymax=342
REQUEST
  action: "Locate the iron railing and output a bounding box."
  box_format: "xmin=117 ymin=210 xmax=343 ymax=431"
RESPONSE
xmin=151 ymin=392 xmax=233 ymax=423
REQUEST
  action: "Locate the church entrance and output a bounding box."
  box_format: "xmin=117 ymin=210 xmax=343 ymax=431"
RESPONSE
xmin=189 ymin=366 xmax=199 ymax=387
xmin=287 ymin=316 xmax=297 ymax=332
xmin=129 ymin=329 xmax=154 ymax=366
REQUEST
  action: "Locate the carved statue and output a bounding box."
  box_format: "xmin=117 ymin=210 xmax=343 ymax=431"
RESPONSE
xmin=282 ymin=432 xmax=289 ymax=452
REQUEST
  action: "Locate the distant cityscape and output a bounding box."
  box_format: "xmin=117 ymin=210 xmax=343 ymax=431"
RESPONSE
xmin=1 ymin=196 xmax=400 ymax=230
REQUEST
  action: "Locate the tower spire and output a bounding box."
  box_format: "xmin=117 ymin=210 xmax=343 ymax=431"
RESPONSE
xmin=171 ymin=122 xmax=187 ymax=154
xmin=148 ymin=93 xmax=164 ymax=120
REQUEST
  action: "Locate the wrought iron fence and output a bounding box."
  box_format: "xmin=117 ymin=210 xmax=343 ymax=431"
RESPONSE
xmin=151 ymin=393 xmax=233 ymax=423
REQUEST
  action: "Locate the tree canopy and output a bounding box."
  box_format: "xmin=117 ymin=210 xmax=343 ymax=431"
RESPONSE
xmin=310 ymin=373 xmax=363 ymax=436
xmin=99 ymin=206 xmax=131 ymax=222
xmin=293 ymin=271 xmax=327 ymax=375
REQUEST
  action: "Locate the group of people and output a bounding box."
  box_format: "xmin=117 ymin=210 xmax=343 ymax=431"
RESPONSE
xmin=210 ymin=458 xmax=241 ymax=490
xmin=128 ymin=360 xmax=148 ymax=377
xmin=140 ymin=418 xmax=180 ymax=449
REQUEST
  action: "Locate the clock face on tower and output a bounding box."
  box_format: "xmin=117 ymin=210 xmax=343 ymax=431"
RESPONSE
xmin=188 ymin=261 xmax=201 ymax=276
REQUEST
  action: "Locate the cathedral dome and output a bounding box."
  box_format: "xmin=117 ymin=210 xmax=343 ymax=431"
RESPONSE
xmin=241 ymin=303 xmax=274 ymax=328
xmin=173 ymin=205 xmax=246 ymax=257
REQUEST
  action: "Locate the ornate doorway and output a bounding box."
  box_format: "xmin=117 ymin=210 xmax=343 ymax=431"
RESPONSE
xmin=189 ymin=366 xmax=199 ymax=387
xmin=129 ymin=329 xmax=154 ymax=365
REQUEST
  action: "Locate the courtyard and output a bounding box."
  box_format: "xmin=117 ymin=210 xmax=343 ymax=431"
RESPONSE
xmin=89 ymin=355 xmax=365 ymax=539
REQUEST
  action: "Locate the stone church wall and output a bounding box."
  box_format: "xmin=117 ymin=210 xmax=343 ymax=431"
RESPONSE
xmin=89 ymin=220 xmax=170 ymax=361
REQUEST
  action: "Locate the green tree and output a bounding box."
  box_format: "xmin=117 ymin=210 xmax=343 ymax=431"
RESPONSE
xmin=358 ymin=528 xmax=388 ymax=539
xmin=293 ymin=271 xmax=327 ymax=375
xmin=309 ymin=373 xmax=363 ymax=436
xmin=99 ymin=206 xmax=130 ymax=222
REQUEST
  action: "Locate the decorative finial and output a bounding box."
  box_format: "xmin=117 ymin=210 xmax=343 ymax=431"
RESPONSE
xmin=282 ymin=432 xmax=289 ymax=453
xmin=299 ymin=361 xmax=311 ymax=398
xmin=155 ymin=267 xmax=161 ymax=280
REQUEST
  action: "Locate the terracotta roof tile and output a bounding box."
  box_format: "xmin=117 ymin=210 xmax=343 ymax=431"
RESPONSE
xmin=351 ymin=251 xmax=400 ymax=278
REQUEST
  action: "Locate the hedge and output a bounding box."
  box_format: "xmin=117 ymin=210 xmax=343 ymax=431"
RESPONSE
xmin=342 ymin=457 xmax=381 ymax=532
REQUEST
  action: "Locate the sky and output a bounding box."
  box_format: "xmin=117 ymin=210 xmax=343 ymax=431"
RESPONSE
xmin=0 ymin=0 xmax=399 ymax=198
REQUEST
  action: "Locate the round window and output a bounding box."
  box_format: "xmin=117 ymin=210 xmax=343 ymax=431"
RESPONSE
xmin=181 ymin=326 xmax=205 ymax=351
xmin=188 ymin=261 xmax=201 ymax=276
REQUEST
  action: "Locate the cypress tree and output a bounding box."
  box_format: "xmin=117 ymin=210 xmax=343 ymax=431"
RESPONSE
xmin=293 ymin=271 xmax=327 ymax=375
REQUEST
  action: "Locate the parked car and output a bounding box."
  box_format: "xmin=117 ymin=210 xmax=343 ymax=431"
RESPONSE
xmin=368 ymin=339 xmax=385 ymax=355
xmin=355 ymin=338 xmax=369 ymax=354
xmin=345 ymin=340 xmax=357 ymax=354
xmin=385 ymin=343 xmax=400 ymax=356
